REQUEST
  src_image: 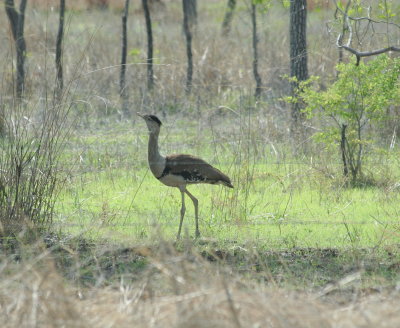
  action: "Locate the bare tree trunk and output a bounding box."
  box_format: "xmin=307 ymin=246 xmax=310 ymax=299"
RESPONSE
xmin=55 ymin=0 xmax=66 ymax=100
xmin=120 ymin=0 xmax=130 ymax=115
xmin=221 ymin=0 xmax=236 ymax=36
xmin=340 ymin=124 xmax=348 ymax=178
xmin=289 ymin=0 xmax=308 ymax=130
xmin=182 ymin=0 xmax=193 ymax=94
xmin=336 ymin=0 xmax=351 ymax=65
xmin=354 ymin=118 xmax=363 ymax=182
xmin=142 ymin=0 xmax=154 ymax=90
xmin=5 ymin=0 xmax=18 ymax=40
xmin=251 ymin=3 xmax=262 ymax=99
xmin=186 ymin=0 xmax=197 ymax=30
xmin=16 ymin=0 xmax=27 ymax=99
xmin=5 ymin=0 xmax=27 ymax=99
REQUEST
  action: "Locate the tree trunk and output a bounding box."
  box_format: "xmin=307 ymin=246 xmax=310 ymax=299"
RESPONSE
xmin=120 ymin=0 xmax=130 ymax=115
xmin=340 ymin=124 xmax=349 ymax=178
xmin=5 ymin=0 xmax=27 ymax=99
xmin=289 ymin=0 xmax=308 ymax=128
xmin=55 ymin=0 xmax=66 ymax=100
xmin=221 ymin=0 xmax=236 ymax=36
xmin=5 ymin=0 xmax=18 ymax=40
xmin=251 ymin=3 xmax=262 ymax=99
xmin=16 ymin=0 xmax=27 ymax=99
xmin=186 ymin=0 xmax=197 ymax=30
xmin=337 ymin=0 xmax=351 ymax=65
xmin=142 ymin=0 xmax=154 ymax=90
xmin=182 ymin=0 xmax=193 ymax=94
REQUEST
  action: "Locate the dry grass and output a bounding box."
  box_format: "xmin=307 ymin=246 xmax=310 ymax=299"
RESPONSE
xmin=2 ymin=1 xmax=393 ymax=136
xmin=0 ymin=1 xmax=341 ymax=124
xmin=1 ymin=1 xmax=397 ymax=119
xmin=1 ymin=240 xmax=399 ymax=328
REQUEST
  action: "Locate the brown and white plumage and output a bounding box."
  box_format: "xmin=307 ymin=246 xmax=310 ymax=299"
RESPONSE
xmin=159 ymin=154 xmax=233 ymax=188
xmin=138 ymin=113 xmax=233 ymax=238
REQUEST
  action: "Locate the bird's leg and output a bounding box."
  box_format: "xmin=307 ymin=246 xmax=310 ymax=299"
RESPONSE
xmin=177 ymin=189 xmax=186 ymax=239
xmin=185 ymin=190 xmax=200 ymax=238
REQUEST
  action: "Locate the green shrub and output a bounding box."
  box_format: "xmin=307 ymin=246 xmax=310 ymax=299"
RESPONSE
xmin=299 ymin=55 xmax=400 ymax=185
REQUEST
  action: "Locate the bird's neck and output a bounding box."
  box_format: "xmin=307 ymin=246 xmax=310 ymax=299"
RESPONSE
xmin=148 ymin=130 xmax=165 ymax=177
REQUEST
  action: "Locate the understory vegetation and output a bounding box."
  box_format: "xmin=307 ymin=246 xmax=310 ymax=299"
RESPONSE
xmin=0 ymin=1 xmax=400 ymax=326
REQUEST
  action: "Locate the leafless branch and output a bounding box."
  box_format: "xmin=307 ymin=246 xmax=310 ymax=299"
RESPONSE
xmin=337 ymin=44 xmax=400 ymax=65
xmin=334 ymin=0 xmax=400 ymax=65
xmin=335 ymin=1 xmax=400 ymax=29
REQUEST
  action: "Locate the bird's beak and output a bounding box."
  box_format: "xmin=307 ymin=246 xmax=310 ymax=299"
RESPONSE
xmin=137 ymin=112 xmax=144 ymax=118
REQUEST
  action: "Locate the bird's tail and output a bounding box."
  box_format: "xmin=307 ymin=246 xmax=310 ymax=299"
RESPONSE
xmin=221 ymin=180 xmax=234 ymax=188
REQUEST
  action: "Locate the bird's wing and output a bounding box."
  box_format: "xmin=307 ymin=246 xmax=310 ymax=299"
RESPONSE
xmin=164 ymin=154 xmax=233 ymax=186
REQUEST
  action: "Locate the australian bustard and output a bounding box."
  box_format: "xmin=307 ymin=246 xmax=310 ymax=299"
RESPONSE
xmin=138 ymin=113 xmax=233 ymax=238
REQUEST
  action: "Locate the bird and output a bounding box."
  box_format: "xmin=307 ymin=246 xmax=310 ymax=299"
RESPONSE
xmin=137 ymin=113 xmax=233 ymax=239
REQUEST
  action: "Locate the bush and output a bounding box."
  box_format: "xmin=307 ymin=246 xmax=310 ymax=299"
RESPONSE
xmin=299 ymin=55 xmax=400 ymax=185
xmin=0 ymin=103 xmax=70 ymax=238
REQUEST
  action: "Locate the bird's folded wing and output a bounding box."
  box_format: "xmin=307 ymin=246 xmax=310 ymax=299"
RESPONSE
xmin=164 ymin=154 xmax=231 ymax=185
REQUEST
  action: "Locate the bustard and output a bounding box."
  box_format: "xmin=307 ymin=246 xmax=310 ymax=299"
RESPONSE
xmin=138 ymin=113 xmax=233 ymax=239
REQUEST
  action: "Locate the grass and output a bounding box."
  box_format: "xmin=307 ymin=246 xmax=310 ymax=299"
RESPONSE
xmin=55 ymin=116 xmax=400 ymax=249
xmin=1 ymin=234 xmax=399 ymax=327
xmin=1 ymin=1 xmax=400 ymax=326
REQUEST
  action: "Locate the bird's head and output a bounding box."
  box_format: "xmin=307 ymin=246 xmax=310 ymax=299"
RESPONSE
xmin=137 ymin=113 xmax=162 ymax=134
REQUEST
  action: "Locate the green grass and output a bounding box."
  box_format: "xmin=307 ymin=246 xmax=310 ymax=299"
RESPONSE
xmin=56 ymin=118 xmax=400 ymax=249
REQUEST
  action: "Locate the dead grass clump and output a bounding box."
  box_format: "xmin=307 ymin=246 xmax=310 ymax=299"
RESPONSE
xmin=1 ymin=242 xmax=400 ymax=327
xmin=76 ymin=244 xmax=400 ymax=328
xmin=0 ymin=101 xmax=70 ymax=237
xmin=76 ymin=245 xmax=331 ymax=328
xmin=0 ymin=255 xmax=84 ymax=327
xmin=331 ymin=294 xmax=400 ymax=328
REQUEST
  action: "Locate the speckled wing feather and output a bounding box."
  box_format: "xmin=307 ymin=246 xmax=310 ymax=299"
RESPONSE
xmin=160 ymin=154 xmax=233 ymax=187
